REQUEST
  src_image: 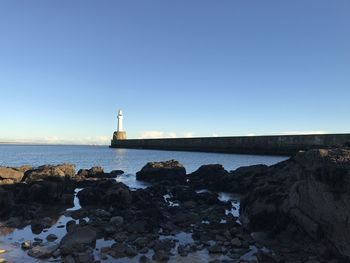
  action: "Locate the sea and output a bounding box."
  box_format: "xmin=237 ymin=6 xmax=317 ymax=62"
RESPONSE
xmin=0 ymin=144 xmax=287 ymax=175
xmin=0 ymin=144 xmax=288 ymax=262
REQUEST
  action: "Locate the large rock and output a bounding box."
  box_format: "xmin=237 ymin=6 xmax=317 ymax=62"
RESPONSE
xmin=77 ymin=181 xmax=132 ymax=208
xmin=240 ymin=148 xmax=350 ymax=260
xmin=77 ymin=166 xmax=104 ymax=178
xmin=76 ymin=166 xmax=123 ymax=179
xmin=0 ymin=166 xmax=24 ymax=184
xmin=60 ymin=226 xmax=97 ymax=255
xmin=23 ymin=163 xmax=76 ymax=183
xmin=26 ymin=181 xmax=74 ymax=205
xmin=189 ymin=164 xmax=230 ymax=189
xmin=136 ymin=160 xmax=186 ymax=182
xmin=0 ymin=187 xmax=14 ymax=218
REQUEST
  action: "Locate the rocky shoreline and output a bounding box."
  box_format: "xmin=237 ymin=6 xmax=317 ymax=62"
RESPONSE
xmin=0 ymin=147 xmax=350 ymax=263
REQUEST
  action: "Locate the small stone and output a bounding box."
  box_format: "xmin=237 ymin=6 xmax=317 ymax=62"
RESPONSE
xmin=208 ymin=245 xmax=222 ymax=254
xmin=139 ymin=255 xmax=151 ymax=263
xmin=74 ymin=251 xmax=93 ymax=262
xmin=52 ymin=249 xmax=60 ymax=258
xmin=110 ymin=216 xmax=124 ymax=226
xmin=66 ymin=220 xmax=77 ymax=232
xmin=34 ymin=237 xmax=43 ymax=242
xmin=215 ymin=235 xmax=226 ymax=242
xmin=152 ymin=249 xmax=169 ymax=261
xmin=28 ymin=243 xmax=59 ymax=258
xmin=139 ymin=247 xmax=149 ymax=254
xmin=231 ymin=238 xmax=242 ymax=247
xmin=125 ymin=246 xmax=138 ymax=257
xmin=79 ymin=219 xmax=88 ymax=226
xmin=134 ymin=237 xmax=148 ymax=248
xmin=63 ymin=255 xmax=75 ymax=263
xmin=178 ymin=245 xmax=189 ymax=257
xmin=100 ymin=246 xmax=110 ymax=253
xmin=21 ymin=241 xmax=31 ymax=250
xmin=109 ymin=243 xmax=126 ymax=258
xmin=224 ymin=230 xmax=232 ymax=240
xmin=46 ymin=234 xmax=58 ymax=242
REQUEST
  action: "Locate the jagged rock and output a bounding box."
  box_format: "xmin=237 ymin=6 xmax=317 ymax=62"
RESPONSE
xmin=110 ymin=216 xmax=124 ymax=226
xmin=208 ymin=244 xmax=222 ymax=253
xmin=66 ymin=220 xmax=77 ymax=233
xmin=240 ymin=148 xmax=350 ymax=260
xmin=139 ymin=255 xmax=151 ymax=263
xmin=109 ymin=243 xmax=127 ymax=258
xmin=0 ymin=166 xmax=24 ymax=184
xmin=60 ymin=226 xmax=97 ymax=255
xmin=23 ymin=163 xmax=75 ymax=183
xmin=152 ymin=249 xmax=169 ymax=261
xmin=136 ymin=160 xmax=186 ymax=182
xmin=77 ymin=181 xmax=131 ymax=208
xmin=26 ymin=180 xmax=74 ymax=205
xmin=28 ymin=243 xmax=59 ymax=258
xmin=111 ymin=169 xmax=124 ymax=176
xmin=13 ymin=165 xmax=33 ymax=173
xmin=73 ymin=251 xmax=94 ymax=263
xmin=78 ymin=166 xmax=105 ymax=178
xmin=231 ymin=237 xmax=242 ymax=247
xmin=190 ymin=164 xmax=228 ymax=179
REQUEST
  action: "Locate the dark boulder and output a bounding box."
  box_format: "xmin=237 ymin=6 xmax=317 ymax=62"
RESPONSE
xmin=60 ymin=226 xmax=97 ymax=255
xmin=77 ymin=181 xmax=132 ymax=208
xmin=190 ymin=164 xmax=228 ymax=179
xmin=77 ymin=166 xmax=104 ymax=178
xmin=26 ymin=181 xmax=74 ymax=205
xmin=23 ymin=163 xmax=76 ymax=183
xmin=240 ymin=148 xmax=350 ymax=260
xmin=136 ymin=160 xmax=186 ymax=182
xmin=76 ymin=167 xmax=123 ymax=180
xmin=189 ymin=164 xmax=229 ymax=189
xmin=110 ymin=169 xmax=124 ymax=176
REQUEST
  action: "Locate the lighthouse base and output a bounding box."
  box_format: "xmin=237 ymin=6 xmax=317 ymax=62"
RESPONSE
xmin=113 ymin=131 xmax=127 ymax=141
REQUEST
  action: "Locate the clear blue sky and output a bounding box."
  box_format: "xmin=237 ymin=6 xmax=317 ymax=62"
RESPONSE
xmin=0 ymin=1 xmax=349 ymax=144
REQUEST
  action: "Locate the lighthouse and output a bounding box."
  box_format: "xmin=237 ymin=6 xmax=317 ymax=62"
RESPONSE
xmin=117 ymin=109 xmax=123 ymax=132
xmin=112 ymin=109 xmax=127 ymax=141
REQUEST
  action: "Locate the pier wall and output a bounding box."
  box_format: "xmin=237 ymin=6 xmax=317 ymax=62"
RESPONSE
xmin=110 ymin=134 xmax=350 ymax=156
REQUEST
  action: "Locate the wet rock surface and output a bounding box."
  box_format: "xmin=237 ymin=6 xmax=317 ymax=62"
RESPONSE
xmin=136 ymin=160 xmax=186 ymax=182
xmin=240 ymin=148 xmax=350 ymax=261
xmin=0 ymin=149 xmax=349 ymax=262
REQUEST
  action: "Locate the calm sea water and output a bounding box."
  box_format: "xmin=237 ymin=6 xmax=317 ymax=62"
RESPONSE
xmin=0 ymin=144 xmax=287 ymax=174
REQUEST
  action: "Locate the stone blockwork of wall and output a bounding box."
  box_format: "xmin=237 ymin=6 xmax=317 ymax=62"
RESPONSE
xmin=110 ymin=134 xmax=350 ymax=156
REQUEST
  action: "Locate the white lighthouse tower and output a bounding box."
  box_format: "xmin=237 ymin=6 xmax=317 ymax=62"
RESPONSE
xmin=112 ymin=109 xmax=127 ymax=141
xmin=117 ymin=109 xmax=123 ymax=132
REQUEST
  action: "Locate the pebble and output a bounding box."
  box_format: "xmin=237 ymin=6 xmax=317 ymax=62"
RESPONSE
xmin=231 ymin=237 xmax=242 ymax=247
xmin=21 ymin=241 xmax=31 ymax=250
xmin=46 ymin=234 xmax=58 ymax=242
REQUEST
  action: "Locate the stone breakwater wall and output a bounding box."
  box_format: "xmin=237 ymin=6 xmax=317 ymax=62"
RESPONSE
xmin=110 ymin=133 xmax=350 ymax=156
